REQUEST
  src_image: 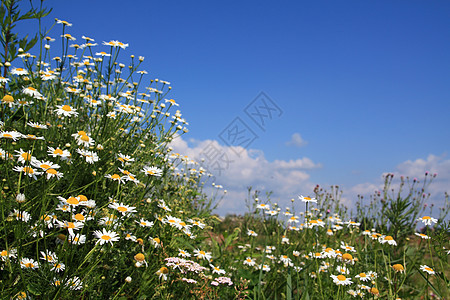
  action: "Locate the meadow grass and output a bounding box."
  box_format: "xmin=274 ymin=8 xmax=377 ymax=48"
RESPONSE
xmin=0 ymin=1 xmax=448 ymax=299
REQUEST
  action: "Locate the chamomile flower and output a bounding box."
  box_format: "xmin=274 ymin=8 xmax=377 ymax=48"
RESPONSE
xmin=48 ymin=147 xmax=71 ymax=159
xmin=331 ymin=274 xmax=352 ymax=285
xmin=299 ymin=195 xmax=317 ymax=203
xmin=105 ymin=173 xmax=125 ymax=184
xmin=51 ymin=262 xmax=66 ymax=273
xmin=193 ymin=249 xmax=212 ymax=261
xmin=210 ymin=264 xmax=226 ymax=275
xmin=243 ymin=257 xmax=256 ymax=267
xmin=136 ymin=218 xmax=154 ymax=227
xmin=14 ymin=149 xmax=35 ymax=164
xmin=134 ymin=253 xmax=148 ymax=267
xmin=247 ymin=229 xmax=258 ymax=237
xmin=156 ymin=267 xmax=169 ymax=280
xmin=178 ymin=249 xmax=191 ymax=258
xmin=10 ymin=209 xmax=31 ymax=222
xmin=417 ymin=216 xmax=438 ymax=226
xmin=256 ymin=203 xmax=270 ymax=210
xmin=40 ymin=250 xmax=57 ymax=263
xmin=420 ymin=265 xmax=435 ymax=275
xmin=13 ymin=165 xmax=42 ymax=179
xmin=1 ymin=248 xmax=17 ymax=261
xmin=22 ymin=87 xmax=43 ymax=98
xmin=55 ymin=104 xmax=79 ymax=117
xmin=415 ymin=233 xmax=430 ymax=239
xmin=355 ymin=272 xmax=371 ymax=282
xmin=141 ymin=166 xmax=163 ymax=176
xmin=93 ymin=228 xmax=120 ymax=245
xmin=76 ymin=149 xmax=99 ymax=164
xmin=11 ymin=67 xmax=28 ymax=75
xmin=392 ymin=264 xmax=405 ymax=273
xmin=68 ymin=233 xmax=86 ymax=245
xmin=379 ymin=235 xmax=397 ymax=246
xmin=108 ymin=202 xmax=137 ymax=215
xmin=1 ymin=130 xmax=23 ymax=141
xmin=20 ymin=257 xmax=39 ymax=269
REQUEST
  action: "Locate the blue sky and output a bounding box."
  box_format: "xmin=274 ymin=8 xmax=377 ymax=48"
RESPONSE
xmin=18 ymin=0 xmax=450 ymax=216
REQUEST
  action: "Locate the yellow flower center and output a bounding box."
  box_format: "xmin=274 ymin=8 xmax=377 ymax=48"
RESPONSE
xmin=67 ymin=197 xmax=79 ymax=205
xmin=54 ymin=149 xmax=63 ymax=155
xmin=80 ymin=134 xmax=90 ymax=142
xmin=117 ymin=206 xmax=127 ymax=212
xmin=393 ymin=264 xmax=404 ymax=271
xmin=423 ymin=216 xmax=431 ymax=220
xmin=62 ymin=105 xmax=72 ymax=111
xmin=153 ymin=237 xmax=160 ymax=244
xmin=134 ymin=253 xmax=145 ymax=262
xmin=74 ymin=214 xmax=84 ymax=221
xmin=24 ymin=262 xmax=34 ymax=268
xmin=385 ymin=236 xmax=394 ymax=240
xmin=40 ymin=164 xmax=51 ymax=170
xmin=78 ymin=195 xmax=87 ymax=201
xmin=101 ymin=235 xmax=111 ymax=240
xmin=23 ymin=166 xmax=34 ymax=174
xmin=337 ymin=275 xmax=347 ymax=281
xmin=111 ymin=174 xmax=121 ymax=180
xmin=21 ymin=153 xmax=31 ymax=161
xmin=342 ymin=253 xmax=353 ymax=260
xmin=359 ymin=273 xmax=367 ymax=277
xmin=2 ymin=95 xmax=14 ymax=103
xmin=1 ymin=250 xmax=7 ymax=256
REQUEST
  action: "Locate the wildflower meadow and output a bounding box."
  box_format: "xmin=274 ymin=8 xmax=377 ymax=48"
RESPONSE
xmin=0 ymin=1 xmax=449 ymax=299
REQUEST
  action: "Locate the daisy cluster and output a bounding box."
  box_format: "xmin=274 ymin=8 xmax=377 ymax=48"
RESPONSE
xmin=0 ymin=18 xmax=227 ymax=298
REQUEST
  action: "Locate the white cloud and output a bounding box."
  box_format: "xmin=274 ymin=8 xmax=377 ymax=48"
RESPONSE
xmin=170 ymin=137 xmax=449 ymax=219
xmin=169 ymin=136 xmax=321 ymax=216
xmin=286 ymin=133 xmax=308 ymax=148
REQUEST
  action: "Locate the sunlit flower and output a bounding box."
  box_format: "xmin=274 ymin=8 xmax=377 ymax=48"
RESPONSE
xmin=2 ymin=94 xmax=15 ymax=106
xmin=1 ymin=130 xmax=23 ymax=141
xmin=392 ymin=264 xmax=405 ymax=273
xmin=136 ymin=218 xmax=154 ymax=227
xmin=56 ymin=19 xmax=72 ymax=26
xmin=380 ymin=235 xmax=397 ymax=246
xmin=22 ymin=87 xmax=43 ymax=98
xmin=93 ymin=228 xmax=119 ymax=245
xmin=20 ymin=257 xmax=39 ymax=269
xmin=76 ymin=149 xmax=99 ymax=164
xmin=48 ymin=147 xmax=71 ymax=159
xmin=68 ymin=233 xmax=86 ymax=245
xmin=420 ymin=265 xmax=435 ymax=275
xmin=0 ymin=248 xmax=17 ymax=261
xmin=55 ymin=104 xmax=79 ymax=117
xmin=178 ymin=249 xmax=191 ymax=258
xmin=194 ymin=249 xmax=212 ymax=261
xmin=66 ymin=277 xmax=83 ymax=290
xmin=331 ymin=274 xmax=352 ymax=285
xmin=134 ymin=253 xmax=148 ymax=267
xmin=247 ymin=229 xmax=258 ymax=237
xmin=243 ymin=257 xmax=256 ymax=267
xmin=108 ymin=202 xmax=137 ymax=215
xmin=210 ymin=264 xmax=226 ymax=275
xmin=105 ymin=173 xmax=125 ymax=184
xmin=13 ymin=165 xmax=42 ymax=179
xmin=415 ymin=233 xmax=430 ymax=239
xmin=299 ymin=195 xmax=317 ymax=203
xmin=11 ymin=67 xmax=28 ymax=75
xmin=10 ymin=209 xmax=31 ymax=222
xmin=51 ymin=262 xmax=66 ymax=273
xmin=14 ymin=149 xmax=35 ymax=164
xmin=156 ymin=266 xmax=169 ymax=280
xmin=417 ymin=216 xmax=438 ymax=226
xmin=355 ymin=272 xmax=371 ymax=282
xmin=26 ymin=121 xmax=47 ymax=129
xmin=256 ymin=203 xmax=270 ymax=210
xmin=103 ymin=40 xmax=128 ymax=49
xmin=142 ymin=166 xmax=163 ymax=176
